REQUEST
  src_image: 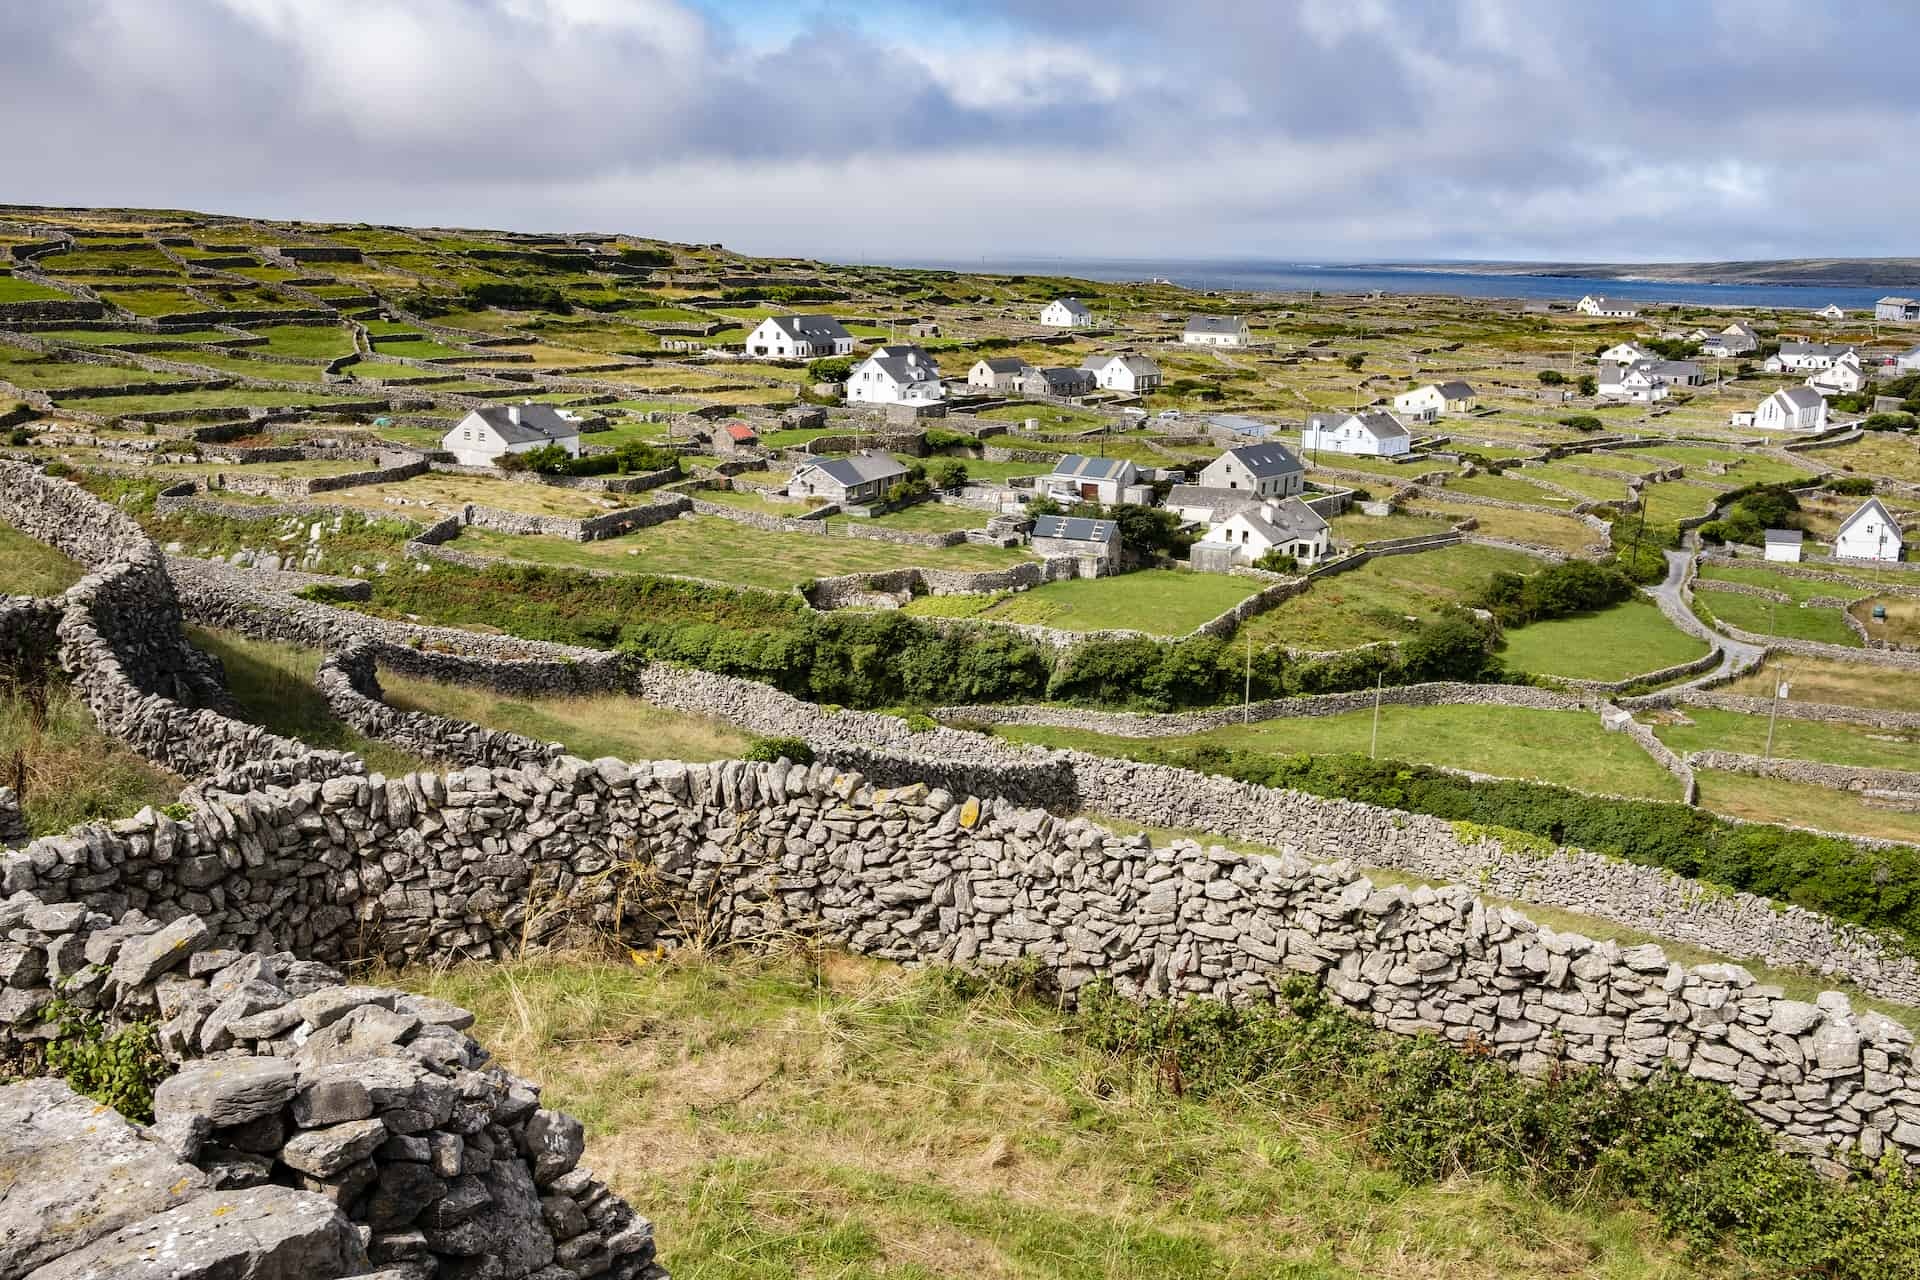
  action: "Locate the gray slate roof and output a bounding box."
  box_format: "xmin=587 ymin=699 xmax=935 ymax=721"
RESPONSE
xmin=1185 ymin=315 xmax=1248 ymax=335
xmin=1306 ymin=411 xmax=1408 ymax=440
xmin=1433 ymin=380 xmax=1477 ymax=400
xmin=1166 ymin=484 xmax=1263 ymax=523
xmin=1031 ymin=515 xmax=1117 ymax=543
xmin=1048 ymin=297 xmax=1093 ymax=316
xmin=766 ymin=314 xmax=851 ymax=342
xmin=1232 ymin=498 xmax=1328 ymax=542
xmin=1778 ymin=342 xmax=1853 ymax=358
xmin=1050 ymin=454 xmax=1137 ymax=482
xmin=466 ymin=403 xmax=578 ymax=446
xmin=1764 ymin=529 xmax=1804 ymax=546
xmin=1219 ymin=442 xmax=1306 ymax=476
xmin=798 ymin=454 xmax=909 ymax=488
xmin=977 ymin=357 xmax=1029 ymax=373
xmin=1771 ymin=387 xmax=1826 ymax=411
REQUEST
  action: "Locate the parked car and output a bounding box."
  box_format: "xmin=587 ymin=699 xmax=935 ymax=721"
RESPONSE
xmin=1155 ymin=409 xmax=1182 ymax=421
xmin=1120 ymin=407 xmax=1148 ymax=421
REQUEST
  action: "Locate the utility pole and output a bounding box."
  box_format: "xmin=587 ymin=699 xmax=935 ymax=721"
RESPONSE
xmin=1370 ymin=670 xmax=1384 ymax=759
xmin=1765 ymin=663 xmax=1790 ymax=761
xmin=1244 ymin=630 xmax=1253 ymax=725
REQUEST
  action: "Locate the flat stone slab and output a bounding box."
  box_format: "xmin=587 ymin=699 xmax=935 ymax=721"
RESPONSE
xmin=0 ymin=1079 xmax=206 ymax=1278
xmin=23 ymin=1184 xmax=365 ymax=1280
xmin=152 ymin=1058 xmax=298 ymax=1128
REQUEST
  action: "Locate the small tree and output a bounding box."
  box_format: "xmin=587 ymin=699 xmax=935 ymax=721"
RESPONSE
xmin=1576 ymin=374 xmax=1598 ymax=397
xmin=1025 ymin=494 xmax=1062 ymax=518
xmin=807 ymin=356 xmax=854 ymax=383
xmin=1537 ymin=369 xmax=1567 ymax=386
xmin=1344 ymin=353 xmax=1365 ymax=372
xmin=932 ymin=460 xmax=968 ymax=491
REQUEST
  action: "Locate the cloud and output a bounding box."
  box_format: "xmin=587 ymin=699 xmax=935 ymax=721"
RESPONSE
xmin=1 ymin=0 xmax=1915 ymax=263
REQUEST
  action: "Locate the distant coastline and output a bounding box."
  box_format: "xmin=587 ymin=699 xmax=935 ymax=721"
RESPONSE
xmin=887 ymin=257 xmax=1908 ymax=309
xmin=1350 ymin=258 xmax=1920 ymax=290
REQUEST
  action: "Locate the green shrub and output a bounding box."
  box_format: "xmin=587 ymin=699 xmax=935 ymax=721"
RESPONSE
xmin=1827 ymin=476 xmax=1876 ymax=496
xmin=1475 ymin=560 xmax=1635 ymax=626
xmin=1078 ymin=976 xmax=1920 ymax=1274
xmin=1537 ymin=369 xmax=1567 ymax=386
xmin=42 ymin=1002 xmax=169 ymax=1123
xmin=741 ymin=735 xmax=813 ymax=764
xmin=806 ymin=356 xmax=854 ymax=384
xmin=1557 ymin=414 xmax=1603 ymax=432
xmin=462 ymin=281 xmax=570 ymax=313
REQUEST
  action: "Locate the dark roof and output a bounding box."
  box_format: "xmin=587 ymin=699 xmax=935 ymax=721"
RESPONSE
xmin=798 ymin=454 xmax=908 ymax=488
xmin=977 ymin=357 xmax=1029 ymax=373
xmin=464 ymin=403 xmax=578 ymax=446
xmin=1166 ymin=484 xmax=1263 ymax=523
xmin=1434 ymin=380 xmax=1476 ymax=400
xmin=1764 ymin=529 xmax=1804 ymax=545
xmin=1185 ymin=314 xmax=1248 ymax=335
xmin=1229 ymin=498 xmax=1328 ymax=542
xmin=765 ymin=314 xmax=851 ymax=342
xmin=1031 ymin=514 xmax=1117 ymax=543
xmin=1049 ymin=454 xmax=1137 ymax=482
xmin=1772 ymin=387 xmax=1826 ymax=410
xmin=1218 ymin=442 xmax=1305 ymax=477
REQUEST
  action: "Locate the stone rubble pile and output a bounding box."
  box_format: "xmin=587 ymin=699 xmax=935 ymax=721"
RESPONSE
xmin=0 ymin=887 xmax=662 ymax=1280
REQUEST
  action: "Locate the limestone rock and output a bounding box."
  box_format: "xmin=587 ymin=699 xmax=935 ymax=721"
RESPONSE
xmin=23 ymin=1185 xmax=366 ymax=1280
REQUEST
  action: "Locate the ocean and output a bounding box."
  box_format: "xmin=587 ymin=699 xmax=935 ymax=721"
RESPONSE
xmin=885 ymin=258 xmax=1894 ymax=311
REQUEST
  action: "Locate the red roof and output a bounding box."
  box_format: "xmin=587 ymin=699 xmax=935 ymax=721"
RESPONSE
xmin=723 ymin=423 xmax=758 ymax=441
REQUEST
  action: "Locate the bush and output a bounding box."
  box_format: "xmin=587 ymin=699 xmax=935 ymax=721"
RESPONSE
xmin=462 ymin=281 xmax=570 ymax=313
xmin=1475 ymin=560 xmax=1636 ymax=627
xmin=922 ymin=427 xmax=979 ymax=451
xmin=1537 ymin=369 xmax=1567 ymax=386
xmin=1558 ymin=414 xmax=1602 ymax=432
xmin=931 ymin=461 xmax=968 ymax=491
xmin=806 ymin=356 xmax=854 ymax=384
xmin=617 ymin=246 xmax=674 ymax=267
xmin=1079 ymin=977 xmax=1920 ymax=1274
xmin=1576 ymin=375 xmax=1598 ymax=397
xmin=42 ymin=1003 xmax=169 ymax=1123
xmin=1827 ymin=475 xmax=1876 ymax=496
xmin=741 ymin=735 xmax=813 ymax=765
xmin=1252 ymin=549 xmax=1297 ymax=573
xmin=1862 ymin=412 xmax=1917 ymax=432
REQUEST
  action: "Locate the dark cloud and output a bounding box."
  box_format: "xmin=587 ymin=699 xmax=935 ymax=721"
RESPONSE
xmin=0 ymin=0 xmax=1913 ymax=261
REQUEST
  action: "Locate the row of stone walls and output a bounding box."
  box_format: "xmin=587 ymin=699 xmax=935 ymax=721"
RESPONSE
xmin=1632 ymin=687 xmax=1920 ymax=731
xmin=316 ymin=646 xmax=564 ymax=769
xmin=1689 ymin=749 xmax=1920 ymax=799
xmin=463 ymin=495 xmax=688 ymax=543
xmin=4 ymin=755 xmax=1915 ymax=1172
xmin=221 ymin=458 xmax=428 ymax=500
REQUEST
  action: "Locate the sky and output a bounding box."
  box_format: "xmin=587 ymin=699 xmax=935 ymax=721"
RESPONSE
xmin=3 ymin=0 xmax=1917 ymax=265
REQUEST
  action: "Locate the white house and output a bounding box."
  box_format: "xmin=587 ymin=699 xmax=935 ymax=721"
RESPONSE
xmin=1650 ymin=359 xmax=1705 ymax=387
xmin=745 ymin=314 xmax=854 ymax=360
xmin=1814 ymin=303 xmax=1847 ymax=322
xmin=1807 ymin=350 xmax=1867 ymax=395
xmin=1301 ymin=410 xmax=1412 ymax=457
xmin=1039 ymin=297 xmax=1095 ymax=328
xmin=1597 ymin=360 xmax=1669 ymax=402
xmin=966 ymin=356 xmax=1030 ymax=390
xmin=1834 ymin=497 xmax=1904 ymax=561
xmin=1752 ymin=386 xmax=1828 ymax=432
xmin=1183 ymin=315 xmax=1252 ymax=346
xmin=1895 ymin=345 xmax=1920 ymax=374
xmin=1598 ymin=341 xmax=1656 ymax=365
xmin=1700 ymin=333 xmax=1751 ymax=359
xmin=1392 ymin=381 xmax=1477 ymax=421
xmin=1763 ymin=529 xmax=1804 ymax=563
xmin=442 ymin=403 xmax=581 ymax=467
xmin=1196 ymin=442 xmax=1306 ymax=497
xmin=1197 ymin=498 xmax=1330 ymax=568
xmin=1038 ymin=454 xmax=1149 ymax=505
xmin=1766 ymin=342 xmax=1854 ymax=373
xmin=1577 ymin=295 xmax=1639 ymax=318
xmin=1876 ymin=297 xmax=1920 ymax=322
xmin=1081 ymin=353 xmax=1162 ymax=394
xmin=845 ymin=344 xmax=946 ymax=405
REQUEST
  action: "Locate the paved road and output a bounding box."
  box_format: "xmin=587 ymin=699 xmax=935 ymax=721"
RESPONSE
xmin=1640 ymin=548 xmax=1765 ymax=691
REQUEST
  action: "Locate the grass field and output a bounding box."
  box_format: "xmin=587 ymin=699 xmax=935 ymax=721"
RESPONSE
xmin=380 ymin=675 xmax=752 ymax=763
xmin=999 ymin=703 xmax=1683 ymax=801
xmin=1325 ymin=511 xmax=1453 ymax=544
xmin=0 ymin=352 xmax=193 ymax=392
xmin=1692 ymin=586 xmax=1861 ymax=646
xmin=0 ymin=682 xmax=181 ymax=836
xmin=1813 ymin=432 xmax=1920 ymax=485
xmin=251 ymin=324 xmax=358 ymax=359
xmin=695 ymin=488 xmax=822 ymax=517
xmin=1498 ymin=599 xmax=1710 ymax=682
xmin=449 ymin=517 xmax=1033 ymax=591
xmin=0 ymin=518 xmax=85 ymax=596
xmin=1644 ymin=706 xmax=1920 ymax=771
xmin=321 ymin=472 xmax=612 ymax=518
xmin=53 ymin=388 xmax=377 ymax=413
xmin=1694 ymin=770 xmax=1920 ymax=844
xmin=1856 ymin=594 xmax=1920 ymax=648
xmin=1520 ymin=463 xmax=1634 ymax=503
xmin=1401 ymin=499 xmax=1600 ymax=554
xmin=1441 ymin=471 xmax=1578 ymax=508
xmin=1720 ymin=655 xmax=1920 ymax=712
xmin=1627 ymin=445 xmax=1813 ymax=487
xmin=187 ymin=628 xmax=431 ymax=777
xmin=1236 ymin=543 xmax=1542 ymax=650
xmin=902 ymin=569 xmax=1259 ymax=635
xmin=404 ymin=950 xmax=1720 ymax=1280
xmin=831 ymin=502 xmax=988 ymax=534
xmin=1636 ymin=481 xmax=1724 ymax=524
xmin=0 ymin=273 xmax=69 ymax=303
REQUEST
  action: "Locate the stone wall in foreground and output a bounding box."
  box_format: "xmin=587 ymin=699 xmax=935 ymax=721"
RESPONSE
xmin=4 ymin=756 xmax=1918 ymax=1176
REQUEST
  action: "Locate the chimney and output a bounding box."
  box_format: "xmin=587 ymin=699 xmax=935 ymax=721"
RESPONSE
xmin=507 ymin=405 xmax=521 ymax=426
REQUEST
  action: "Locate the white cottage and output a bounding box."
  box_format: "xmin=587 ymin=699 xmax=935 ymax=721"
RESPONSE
xmin=1182 ymin=315 xmax=1252 ymax=346
xmin=1806 ymin=350 xmax=1867 ymax=395
xmin=966 ymin=356 xmax=1030 ymax=390
xmin=1814 ymin=303 xmax=1847 ymax=321
xmin=441 ymin=403 xmax=581 ymax=467
xmin=1577 ymin=295 xmax=1639 ymax=318
xmin=1752 ymin=386 xmax=1829 ymax=432
xmin=1039 ymin=297 xmax=1095 ymax=328
xmin=1598 ymin=341 xmax=1656 ymax=365
xmin=1763 ymin=529 xmax=1804 ymax=563
xmin=1196 ymin=498 xmax=1330 ymax=567
xmin=846 ymin=344 xmax=946 ymax=405
xmin=1301 ymin=410 xmax=1411 ymax=457
xmin=744 ymin=314 xmax=854 ymax=359
xmin=1766 ymin=342 xmax=1854 ymax=373
xmin=1597 ymin=360 xmax=1669 ymax=402
xmin=1196 ymin=443 xmax=1306 ymax=497
xmin=1834 ymin=497 xmax=1904 ymax=561
xmin=1080 ymin=353 xmax=1162 ymax=393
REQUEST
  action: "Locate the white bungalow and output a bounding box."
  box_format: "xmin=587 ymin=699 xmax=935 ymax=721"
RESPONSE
xmin=1577 ymin=295 xmax=1639 ymax=318
xmin=1597 ymin=360 xmax=1669 ymax=403
xmin=1039 ymin=297 xmax=1095 ymax=328
xmin=1766 ymin=342 xmax=1854 ymax=373
xmin=1598 ymin=341 xmax=1656 ymax=365
xmin=1897 ymin=345 xmax=1920 ymax=374
xmin=845 ymin=344 xmax=946 ymax=405
xmin=441 ymin=403 xmax=581 ymax=467
xmin=1080 ymin=353 xmax=1163 ymax=394
xmin=1301 ymin=410 xmax=1412 ymax=457
xmin=1391 ymin=381 xmax=1477 ymax=422
xmin=1834 ymin=497 xmax=1904 ymax=561
xmin=1196 ymin=498 xmax=1330 ymax=567
xmin=744 ymin=314 xmax=854 ymax=359
xmin=1763 ymin=529 xmax=1804 ymax=563
xmin=1814 ymin=303 xmax=1847 ymax=322
xmin=966 ymin=356 xmax=1030 ymax=390
xmin=1183 ymin=315 xmax=1252 ymax=346
xmin=1752 ymin=386 xmax=1828 ymax=432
